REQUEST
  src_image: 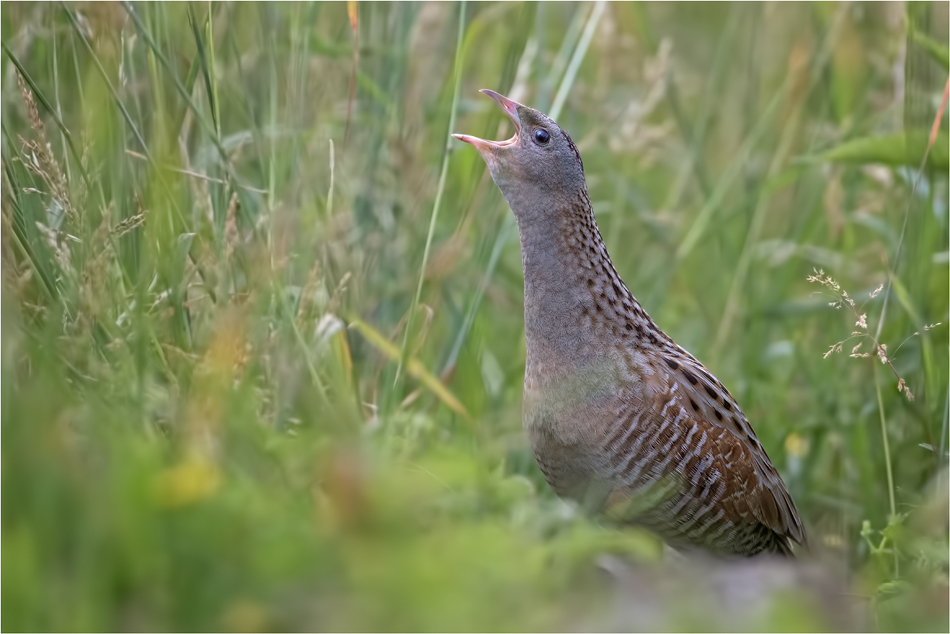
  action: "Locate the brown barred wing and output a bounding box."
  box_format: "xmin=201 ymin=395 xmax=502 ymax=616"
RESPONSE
xmin=601 ymin=374 xmax=804 ymax=556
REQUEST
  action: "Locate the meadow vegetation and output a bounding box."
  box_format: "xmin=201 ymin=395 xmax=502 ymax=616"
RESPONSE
xmin=2 ymin=2 xmax=948 ymax=631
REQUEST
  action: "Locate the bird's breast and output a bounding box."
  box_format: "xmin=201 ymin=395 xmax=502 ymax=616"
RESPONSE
xmin=523 ymin=354 xmax=639 ymax=503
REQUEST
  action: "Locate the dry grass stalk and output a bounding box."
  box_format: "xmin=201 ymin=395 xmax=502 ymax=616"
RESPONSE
xmin=296 ymin=260 xmax=323 ymax=321
xmin=327 ymin=271 xmax=352 ymax=316
xmin=113 ymin=194 xmax=147 ymax=238
xmin=35 ymin=221 xmax=72 ymax=276
xmin=1 ymin=159 xmax=17 ymax=268
xmin=178 ymin=109 xmax=215 ymax=229
xmin=807 ymin=268 xmax=939 ymax=401
xmin=75 ymin=132 xmax=90 ymax=212
xmin=224 ymin=191 xmax=239 ymax=260
xmin=16 ymin=71 xmax=76 ymax=223
xmin=80 ymin=205 xmax=116 ymax=319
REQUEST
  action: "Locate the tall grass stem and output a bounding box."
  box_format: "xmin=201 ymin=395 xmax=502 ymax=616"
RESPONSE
xmin=874 ymin=367 xmax=899 ymax=576
xmin=396 ymin=2 xmax=468 ymax=389
xmin=550 ymin=1 xmax=605 ymax=121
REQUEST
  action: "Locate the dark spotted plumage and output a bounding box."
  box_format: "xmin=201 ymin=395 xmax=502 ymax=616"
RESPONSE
xmin=454 ymin=90 xmax=805 ymax=556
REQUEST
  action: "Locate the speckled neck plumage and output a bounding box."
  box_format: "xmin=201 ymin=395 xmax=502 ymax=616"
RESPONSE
xmin=516 ymin=187 xmax=665 ymax=382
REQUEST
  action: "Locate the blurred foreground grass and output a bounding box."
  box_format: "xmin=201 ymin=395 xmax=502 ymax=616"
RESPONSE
xmin=2 ymin=2 xmax=948 ymax=631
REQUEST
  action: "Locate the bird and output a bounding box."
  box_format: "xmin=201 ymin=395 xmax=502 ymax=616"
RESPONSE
xmin=453 ymin=90 xmax=805 ymax=556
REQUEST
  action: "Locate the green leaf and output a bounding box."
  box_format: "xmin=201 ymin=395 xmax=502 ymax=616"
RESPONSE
xmin=909 ymin=25 xmax=949 ymax=71
xmin=877 ymin=579 xmax=912 ymax=596
xmin=816 ymin=131 xmax=949 ymax=170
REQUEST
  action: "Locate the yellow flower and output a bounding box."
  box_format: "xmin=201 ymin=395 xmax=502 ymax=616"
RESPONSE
xmin=784 ymin=433 xmax=809 ymax=459
xmin=153 ymin=458 xmax=221 ymax=509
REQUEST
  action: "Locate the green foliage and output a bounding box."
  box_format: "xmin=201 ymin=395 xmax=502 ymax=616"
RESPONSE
xmin=819 ymin=131 xmax=949 ymax=170
xmin=2 ymin=2 xmax=948 ymax=631
xmin=909 ymin=23 xmax=950 ymax=71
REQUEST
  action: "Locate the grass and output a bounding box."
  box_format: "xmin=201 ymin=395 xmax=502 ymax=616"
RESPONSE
xmin=2 ymin=2 xmax=948 ymax=631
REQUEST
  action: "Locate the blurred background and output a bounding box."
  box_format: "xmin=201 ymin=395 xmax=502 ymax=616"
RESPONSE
xmin=2 ymin=1 xmax=948 ymax=631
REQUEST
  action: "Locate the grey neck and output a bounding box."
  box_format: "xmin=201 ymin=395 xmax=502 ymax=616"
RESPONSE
xmin=507 ymin=186 xmax=625 ymax=378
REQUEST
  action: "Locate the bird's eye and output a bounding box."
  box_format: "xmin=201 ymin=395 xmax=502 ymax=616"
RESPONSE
xmin=533 ymin=129 xmax=550 ymax=145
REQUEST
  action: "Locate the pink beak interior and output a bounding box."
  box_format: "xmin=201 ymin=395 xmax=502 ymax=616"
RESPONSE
xmin=452 ymin=89 xmax=523 ymax=153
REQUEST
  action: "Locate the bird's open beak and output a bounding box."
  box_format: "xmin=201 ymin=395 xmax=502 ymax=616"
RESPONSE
xmin=452 ymin=89 xmax=522 ymax=153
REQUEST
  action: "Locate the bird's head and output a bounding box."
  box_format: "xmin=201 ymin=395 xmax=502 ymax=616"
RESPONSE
xmin=453 ymin=90 xmax=586 ymax=211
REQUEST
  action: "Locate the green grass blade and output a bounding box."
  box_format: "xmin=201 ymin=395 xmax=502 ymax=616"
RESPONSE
xmin=62 ymin=5 xmax=153 ymax=163
xmin=396 ymin=1 xmax=467 ymax=387
xmin=120 ymin=1 xmax=231 ymax=174
xmin=550 ymin=1 xmax=605 ymax=121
